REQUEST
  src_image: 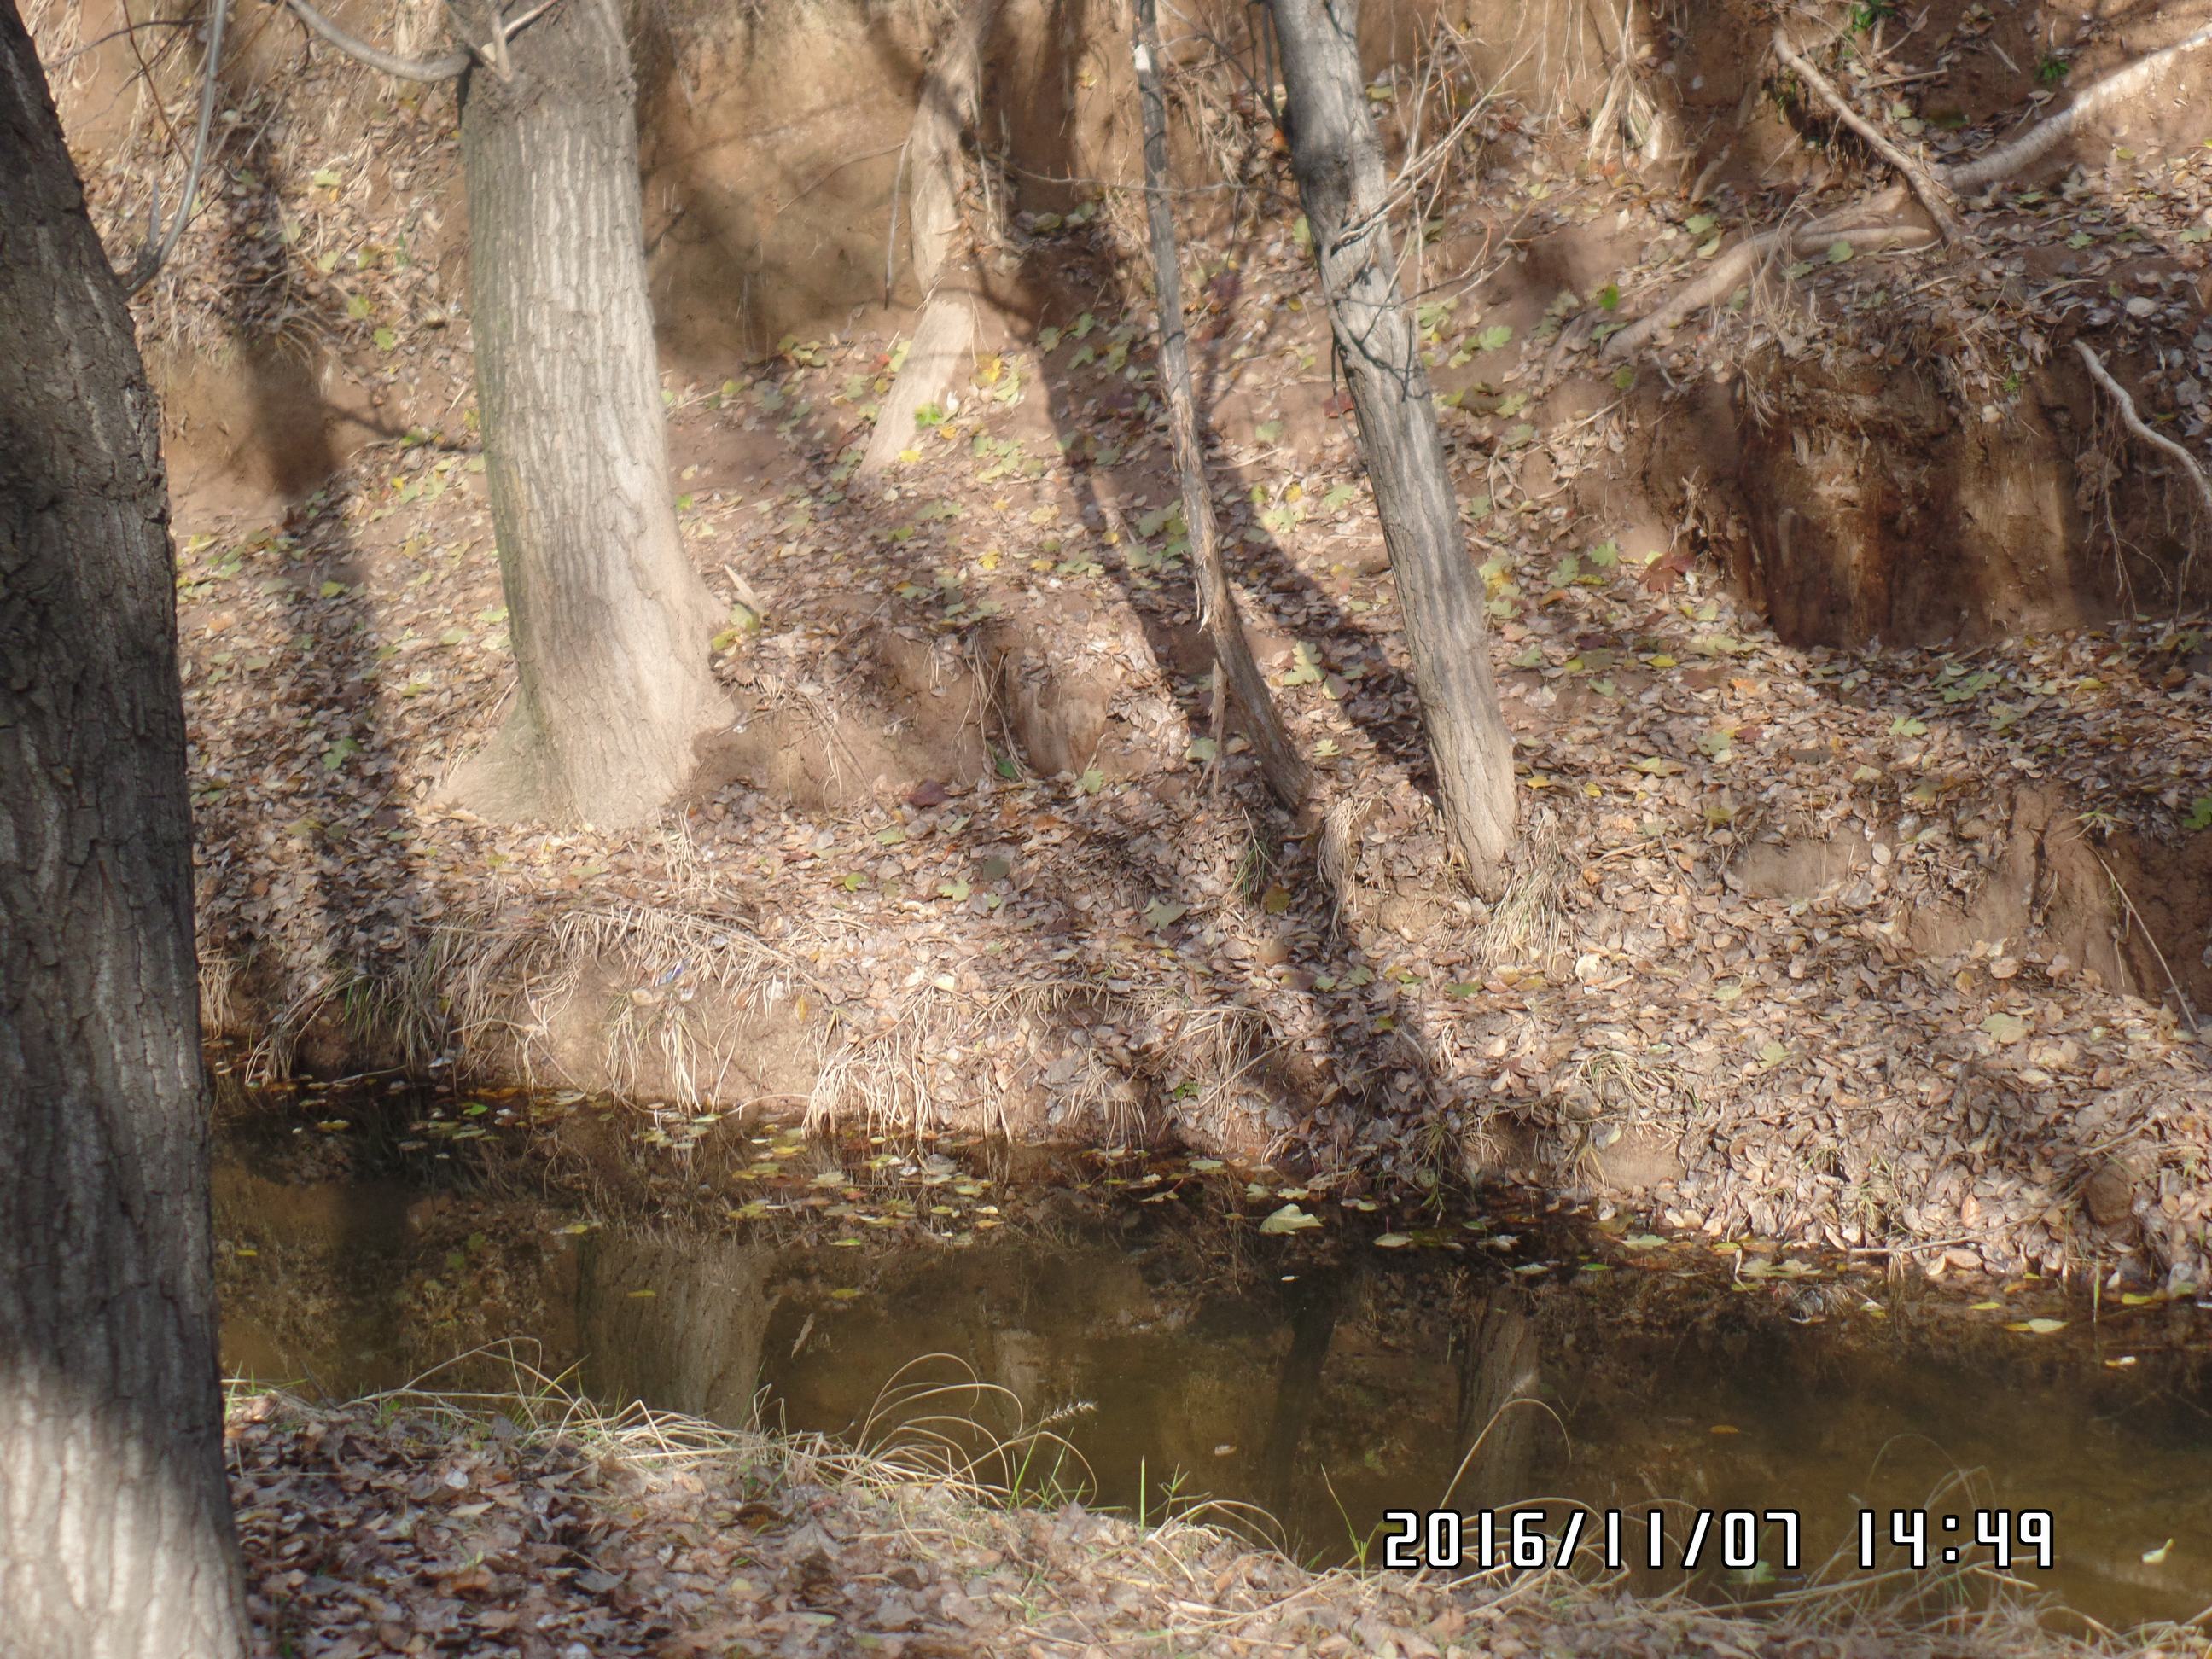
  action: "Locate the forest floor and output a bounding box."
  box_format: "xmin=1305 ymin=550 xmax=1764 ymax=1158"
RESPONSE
xmin=226 ymin=1387 xmax=2155 ymax=1659
xmin=61 ymin=2 xmax=2212 ymax=1288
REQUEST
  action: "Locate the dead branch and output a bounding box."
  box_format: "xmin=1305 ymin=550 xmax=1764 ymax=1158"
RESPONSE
xmin=282 ymin=0 xmax=469 ymax=81
xmin=1772 ymin=26 xmax=1960 ymax=242
xmin=2073 ymin=339 xmax=2212 ymax=536
xmin=113 ymin=0 xmax=228 ymax=294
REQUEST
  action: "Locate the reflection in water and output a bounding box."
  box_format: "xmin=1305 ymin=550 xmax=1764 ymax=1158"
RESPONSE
xmin=214 ymin=1136 xmax=2212 ymax=1631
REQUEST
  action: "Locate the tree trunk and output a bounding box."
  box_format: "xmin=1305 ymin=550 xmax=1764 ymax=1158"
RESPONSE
xmin=445 ymin=0 xmax=725 ymax=827
xmin=856 ymin=0 xmax=1000 ymax=483
xmin=1132 ymin=0 xmax=1304 ymax=809
xmin=0 ymin=8 xmax=249 ymax=1654
xmin=1269 ymin=0 xmax=1518 ymax=894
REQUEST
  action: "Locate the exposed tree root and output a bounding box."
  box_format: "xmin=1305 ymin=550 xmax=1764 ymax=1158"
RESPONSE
xmin=1610 ymin=22 xmax=2212 ymax=356
xmin=1771 ymin=26 xmax=1960 ymax=242
xmin=2074 ymin=339 xmax=2212 ymax=553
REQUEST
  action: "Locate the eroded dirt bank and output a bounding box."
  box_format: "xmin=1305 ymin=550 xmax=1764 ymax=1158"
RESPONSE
xmin=33 ymin=0 xmax=2212 ymax=1287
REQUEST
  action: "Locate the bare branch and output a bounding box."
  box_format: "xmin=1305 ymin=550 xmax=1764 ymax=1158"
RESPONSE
xmin=282 ymin=0 xmax=469 ymax=82
xmin=1773 ymin=26 xmax=1961 ymax=242
xmin=114 ymin=0 xmax=228 ymax=294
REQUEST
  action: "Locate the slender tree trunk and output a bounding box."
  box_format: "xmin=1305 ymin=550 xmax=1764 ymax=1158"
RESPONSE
xmin=0 ymin=8 xmax=249 ymax=1654
xmin=445 ymin=0 xmax=725 ymax=827
xmin=1132 ymin=0 xmax=1304 ymax=810
xmin=1269 ymin=0 xmax=1517 ymax=894
xmin=856 ymin=0 xmax=1000 ymax=483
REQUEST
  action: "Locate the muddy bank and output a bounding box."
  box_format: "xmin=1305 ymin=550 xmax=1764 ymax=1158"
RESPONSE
xmin=232 ymin=1384 xmax=2151 ymax=1659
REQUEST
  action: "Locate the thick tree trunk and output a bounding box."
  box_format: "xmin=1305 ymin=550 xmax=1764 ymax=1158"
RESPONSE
xmin=1132 ymin=0 xmax=1303 ymax=809
xmin=0 ymin=8 xmax=249 ymax=1655
xmin=445 ymin=0 xmax=725 ymax=827
xmin=856 ymin=0 xmax=1000 ymax=484
xmin=1269 ymin=0 xmax=1518 ymax=894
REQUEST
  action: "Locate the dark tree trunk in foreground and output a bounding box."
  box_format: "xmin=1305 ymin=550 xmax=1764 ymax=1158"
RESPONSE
xmin=1270 ymin=0 xmax=1517 ymax=894
xmin=0 ymin=8 xmax=248 ymax=1654
xmin=1133 ymin=0 xmax=1305 ymax=810
xmin=446 ymin=0 xmax=724 ymax=827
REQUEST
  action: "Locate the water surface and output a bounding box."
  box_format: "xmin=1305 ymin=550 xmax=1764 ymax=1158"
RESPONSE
xmin=214 ymin=1080 xmax=2212 ymax=1632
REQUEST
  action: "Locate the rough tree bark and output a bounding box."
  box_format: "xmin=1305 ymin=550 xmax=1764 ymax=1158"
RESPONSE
xmin=1270 ymin=0 xmax=1518 ymax=894
xmin=444 ymin=0 xmax=725 ymax=826
xmin=1132 ymin=0 xmax=1303 ymax=808
xmin=856 ymin=0 xmax=1001 ymax=484
xmin=0 ymin=7 xmax=249 ymax=1654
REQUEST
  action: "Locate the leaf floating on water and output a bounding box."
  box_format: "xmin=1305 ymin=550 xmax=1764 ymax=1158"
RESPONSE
xmin=1187 ymin=1157 xmax=1224 ymax=1173
xmin=2005 ymin=1317 xmax=2067 ymax=1335
xmin=1709 ymin=1424 xmax=1741 ymax=1435
xmin=2143 ymin=1539 xmax=2174 ymax=1565
xmin=829 ymin=1288 xmax=863 ymax=1301
xmin=1342 ymin=1196 xmax=1380 ymax=1212
xmin=1373 ymin=1233 xmax=1412 ymax=1249
xmin=626 ymin=1289 xmax=655 ymax=1299
xmin=1259 ymin=1202 xmax=1322 ymax=1235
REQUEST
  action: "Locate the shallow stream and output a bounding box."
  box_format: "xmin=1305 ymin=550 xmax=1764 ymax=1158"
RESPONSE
xmin=215 ymin=1078 xmax=2212 ymax=1633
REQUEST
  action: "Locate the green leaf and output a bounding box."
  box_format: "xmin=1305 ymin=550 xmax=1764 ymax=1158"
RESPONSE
xmin=1259 ymin=1202 xmax=1322 ymax=1235
xmin=1278 ymin=642 xmax=1324 ymax=687
xmin=373 ymin=327 xmax=397 ymax=352
xmin=346 ymin=294 xmax=371 ymax=320
xmin=1889 ymin=715 xmax=1928 ymax=736
xmin=1476 ymin=324 xmax=1513 ymax=352
xmin=1684 ymin=212 xmax=1716 ymax=236
xmin=1076 ymin=765 xmax=1105 ymax=795
xmin=1826 ymin=239 xmax=1855 ymax=264
xmin=320 ymin=736 xmax=358 ymax=771
xmin=1144 ymin=898 xmax=1188 ymax=930
xmin=1981 ymin=1011 xmax=2029 ymax=1045
xmin=1373 ymin=1232 xmax=1412 ymax=1249
xmin=1255 ymin=419 xmax=1284 ymax=444
xmin=938 ymin=878 xmax=971 ymax=902
xmin=1186 ymin=736 xmax=1219 ymax=762
xmin=2005 ymin=1316 xmax=2066 ymax=1335
xmin=318 ymin=579 xmax=348 ymax=598
xmin=1597 ymin=282 xmax=1620 ymax=311
xmin=2183 ymin=795 xmax=2212 ymax=831
xmin=1322 ymin=483 xmax=1358 ymax=512
xmin=1632 ymin=756 xmax=1686 ymax=776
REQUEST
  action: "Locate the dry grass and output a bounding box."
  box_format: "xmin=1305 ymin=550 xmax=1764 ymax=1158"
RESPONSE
xmin=223 ymin=1350 xmax=2188 ymax=1659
